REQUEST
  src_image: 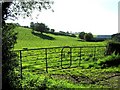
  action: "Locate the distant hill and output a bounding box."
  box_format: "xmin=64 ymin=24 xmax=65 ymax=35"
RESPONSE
xmin=14 ymin=27 xmax=106 ymax=50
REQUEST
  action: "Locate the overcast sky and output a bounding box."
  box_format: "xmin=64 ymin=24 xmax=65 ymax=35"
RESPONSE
xmin=6 ymin=0 xmax=120 ymax=35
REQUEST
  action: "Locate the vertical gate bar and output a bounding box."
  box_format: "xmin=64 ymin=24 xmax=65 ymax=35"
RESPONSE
xmin=61 ymin=48 xmax=64 ymax=69
xmin=70 ymin=47 xmax=72 ymax=67
xmin=20 ymin=50 xmax=22 ymax=79
xmin=79 ymin=47 xmax=82 ymax=67
xmin=94 ymin=46 xmax=96 ymax=60
xmin=45 ymin=48 xmax=48 ymax=73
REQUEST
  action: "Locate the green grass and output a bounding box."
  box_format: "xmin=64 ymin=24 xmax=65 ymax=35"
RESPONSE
xmin=21 ymin=67 xmax=120 ymax=89
xmin=14 ymin=27 xmax=120 ymax=89
xmin=14 ymin=27 xmax=106 ymax=50
xmin=16 ymin=45 xmax=106 ymax=75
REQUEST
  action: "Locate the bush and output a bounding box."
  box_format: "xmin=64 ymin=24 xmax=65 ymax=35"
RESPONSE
xmin=50 ymin=29 xmax=55 ymax=32
xmin=97 ymin=53 xmax=120 ymax=68
xmin=84 ymin=33 xmax=93 ymax=41
xmin=23 ymin=26 xmax=29 ymax=28
xmin=105 ymin=41 xmax=120 ymax=55
xmin=21 ymin=72 xmax=48 ymax=89
xmin=70 ymin=34 xmax=76 ymax=37
xmin=78 ymin=32 xmax=86 ymax=39
xmin=112 ymin=33 xmax=120 ymax=42
xmin=2 ymin=23 xmax=21 ymax=89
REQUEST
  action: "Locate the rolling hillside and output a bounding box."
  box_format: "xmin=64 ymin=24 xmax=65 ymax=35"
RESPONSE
xmin=14 ymin=27 xmax=106 ymax=50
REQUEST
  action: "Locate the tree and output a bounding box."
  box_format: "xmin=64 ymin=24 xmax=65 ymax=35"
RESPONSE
xmin=30 ymin=22 xmax=35 ymax=30
xmin=59 ymin=31 xmax=66 ymax=34
xmin=34 ymin=23 xmax=49 ymax=34
xmin=2 ymin=2 xmax=20 ymax=89
xmin=5 ymin=0 xmax=54 ymax=20
xmin=2 ymin=1 xmax=53 ymax=89
xmin=84 ymin=33 xmax=93 ymax=41
xmin=45 ymin=26 xmax=50 ymax=32
xmin=78 ymin=32 xmax=86 ymax=39
xmin=2 ymin=23 xmax=19 ymax=89
xmin=66 ymin=31 xmax=70 ymax=35
xmin=51 ymin=29 xmax=55 ymax=32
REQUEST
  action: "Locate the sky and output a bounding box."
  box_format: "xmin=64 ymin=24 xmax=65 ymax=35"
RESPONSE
xmin=6 ymin=0 xmax=120 ymax=35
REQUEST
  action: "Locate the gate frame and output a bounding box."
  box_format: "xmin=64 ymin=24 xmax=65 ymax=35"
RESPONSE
xmin=14 ymin=45 xmax=106 ymax=79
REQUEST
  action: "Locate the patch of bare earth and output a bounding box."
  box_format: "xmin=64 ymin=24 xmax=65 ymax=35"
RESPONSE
xmin=50 ymin=72 xmax=120 ymax=88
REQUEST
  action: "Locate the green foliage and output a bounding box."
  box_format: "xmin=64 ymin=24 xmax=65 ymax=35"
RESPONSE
xmin=21 ymin=72 xmax=47 ymax=89
xmin=78 ymin=32 xmax=93 ymax=41
xmin=8 ymin=0 xmax=54 ymax=19
xmin=30 ymin=22 xmax=50 ymax=34
xmin=112 ymin=33 xmax=120 ymax=42
xmin=2 ymin=23 xmax=20 ymax=89
xmin=78 ymin=32 xmax=86 ymax=39
xmin=2 ymin=23 xmax=17 ymax=55
xmin=105 ymin=41 xmax=120 ymax=55
xmin=70 ymin=34 xmax=76 ymax=37
xmin=84 ymin=33 xmax=93 ymax=41
xmin=50 ymin=29 xmax=55 ymax=32
xmin=97 ymin=53 xmax=120 ymax=68
xmin=30 ymin=22 xmax=34 ymax=30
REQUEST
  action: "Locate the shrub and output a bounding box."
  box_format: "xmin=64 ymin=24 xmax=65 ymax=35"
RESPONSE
xmin=21 ymin=72 xmax=48 ymax=89
xmin=50 ymin=29 xmax=55 ymax=32
xmin=97 ymin=53 xmax=120 ymax=68
xmin=78 ymin=32 xmax=86 ymax=39
xmin=105 ymin=41 xmax=120 ymax=55
xmin=84 ymin=33 xmax=93 ymax=41
xmin=112 ymin=33 xmax=120 ymax=42
xmin=70 ymin=34 xmax=76 ymax=37
xmin=2 ymin=23 xmax=21 ymax=89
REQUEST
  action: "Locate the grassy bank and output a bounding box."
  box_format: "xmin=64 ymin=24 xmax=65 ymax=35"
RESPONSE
xmin=14 ymin=27 xmax=106 ymax=50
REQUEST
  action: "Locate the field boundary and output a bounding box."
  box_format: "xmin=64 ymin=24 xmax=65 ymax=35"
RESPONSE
xmin=14 ymin=45 xmax=106 ymax=79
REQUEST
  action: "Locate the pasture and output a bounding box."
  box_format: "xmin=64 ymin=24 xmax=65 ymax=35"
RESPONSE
xmin=14 ymin=27 xmax=106 ymax=50
xmin=14 ymin=27 xmax=120 ymax=89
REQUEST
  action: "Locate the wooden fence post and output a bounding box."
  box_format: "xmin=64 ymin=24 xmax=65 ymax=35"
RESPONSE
xmin=45 ymin=48 xmax=48 ymax=73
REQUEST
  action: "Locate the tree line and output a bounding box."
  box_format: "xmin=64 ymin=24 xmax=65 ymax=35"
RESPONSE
xmin=30 ymin=22 xmax=95 ymax=40
xmin=30 ymin=22 xmax=76 ymax=37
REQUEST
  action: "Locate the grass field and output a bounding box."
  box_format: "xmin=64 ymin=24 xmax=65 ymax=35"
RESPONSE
xmin=14 ymin=27 xmax=120 ymax=89
xmin=14 ymin=27 xmax=106 ymax=50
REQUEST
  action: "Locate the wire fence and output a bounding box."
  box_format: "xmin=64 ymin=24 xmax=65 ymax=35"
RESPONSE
xmin=14 ymin=46 xmax=106 ymax=79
